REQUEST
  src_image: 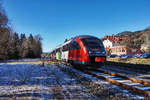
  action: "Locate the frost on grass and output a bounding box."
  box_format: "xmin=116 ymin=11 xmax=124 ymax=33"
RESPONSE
xmin=0 ymin=63 xmax=97 ymax=99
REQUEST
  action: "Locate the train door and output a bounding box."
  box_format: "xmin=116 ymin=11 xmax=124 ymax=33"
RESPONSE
xmin=62 ymin=44 xmax=69 ymax=62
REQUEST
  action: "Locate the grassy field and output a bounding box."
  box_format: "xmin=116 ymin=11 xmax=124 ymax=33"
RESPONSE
xmin=107 ymin=58 xmax=150 ymax=65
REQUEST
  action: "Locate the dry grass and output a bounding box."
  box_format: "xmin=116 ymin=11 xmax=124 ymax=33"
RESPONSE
xmin=107 ymin=58 xmax=150 ymax=65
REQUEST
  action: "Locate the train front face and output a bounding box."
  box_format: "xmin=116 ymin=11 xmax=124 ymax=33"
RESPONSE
xmin=79 ymin=36 xmax=106 ymax=66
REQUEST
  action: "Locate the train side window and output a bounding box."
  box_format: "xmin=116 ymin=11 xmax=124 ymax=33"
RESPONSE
xmin=62 ymin=45 xmax=67 ymax=51
xmin=66 ymin=44 xmax=69 ymax=51
xmin=72 ymin=40 xmax=80 ymax=49
xmin=62 ymin=46 xmax=65 ymax=51
xmin=68 ymin=43 xmax=72 ymax=50
xmin=62 ymin=43 xmax=71 ymax=51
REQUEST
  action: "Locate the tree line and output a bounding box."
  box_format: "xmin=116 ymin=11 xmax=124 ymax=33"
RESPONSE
xmin=0 ymin=2 xmax=42 ymax=60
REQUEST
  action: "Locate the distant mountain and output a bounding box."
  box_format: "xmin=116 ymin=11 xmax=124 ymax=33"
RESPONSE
xmin=116 ymin=31 xmax=133 ymax=36
xmin=145 ymin=26 xmax=150 ymax=30
xmin=105 ymin=26 xmax=150 ymax=49
xmin=117 ymin=27 xmax=150 ymax=48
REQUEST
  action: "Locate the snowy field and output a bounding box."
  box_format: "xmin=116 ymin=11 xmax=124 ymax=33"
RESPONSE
xmin=0 ymin=62 xmax=147 ymax=99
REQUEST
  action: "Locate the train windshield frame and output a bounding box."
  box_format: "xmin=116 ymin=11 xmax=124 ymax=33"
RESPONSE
xmin=80 ymin=38 xmax=104 ymax=51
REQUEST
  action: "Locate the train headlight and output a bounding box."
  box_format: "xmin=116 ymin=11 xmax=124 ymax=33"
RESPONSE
xmin=88 ymin=51 xmax=92 ymax=54
xmin=102 ymin=51 xmax=106 ymax=54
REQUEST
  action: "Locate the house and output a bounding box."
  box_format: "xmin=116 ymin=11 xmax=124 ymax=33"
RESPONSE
xmin=102 ymin=36 xmax=122 ymax=55
xmin=101 ymin=35 xmax=140 ymax=55
xmin=111 ymin=46 xmax=131 ymax=55
xmin=101 ymin=35 xmax=125 ymax=43
xmin=103 ymin=39 xmax=113 ymax=48
xmin=103 ymin=39 xmax=120 ymax=48
xmin=111 ymin=46 xmax=140 ymax=55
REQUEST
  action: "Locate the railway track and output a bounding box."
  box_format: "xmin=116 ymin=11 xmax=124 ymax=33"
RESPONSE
xmin=73 ymin=67 xmax=150 ymax=98
xmin=106 ymin=62 xmax=150 ymax=72
xmin=49 ymin=61 xmax=150 ymax=97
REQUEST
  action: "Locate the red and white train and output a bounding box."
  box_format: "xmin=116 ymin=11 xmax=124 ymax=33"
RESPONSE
xmin=50 ymin=35 xmax=106 ymax=67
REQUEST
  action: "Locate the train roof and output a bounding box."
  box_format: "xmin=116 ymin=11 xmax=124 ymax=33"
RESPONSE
xmin=50 ymin=35 xmax=100 ymax=53
xmin=50 ymin=39 xmax=72 ymax=52
xmin=77 ymin=35 xmax=99 ymax=39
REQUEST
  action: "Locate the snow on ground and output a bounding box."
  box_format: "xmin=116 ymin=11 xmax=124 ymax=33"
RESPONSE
xmin=0 ymin=62 xmax=148 ymax=99
xmin=0 ymin=63 xmax=97 ymax=99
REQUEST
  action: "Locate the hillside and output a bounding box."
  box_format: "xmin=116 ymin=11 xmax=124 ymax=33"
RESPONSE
xmin=116 ymin=31 xmax=133 ymax=36
xmin=115 ymin=27 xmax=150 ymax=49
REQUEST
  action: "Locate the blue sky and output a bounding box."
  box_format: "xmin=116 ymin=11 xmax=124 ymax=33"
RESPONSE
xmin=2 ymin=0 xmax=150 ymax=52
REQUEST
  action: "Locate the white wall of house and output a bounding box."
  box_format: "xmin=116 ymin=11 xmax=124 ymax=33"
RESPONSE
xmin=103 ymin=39 xmax=113 ymax=48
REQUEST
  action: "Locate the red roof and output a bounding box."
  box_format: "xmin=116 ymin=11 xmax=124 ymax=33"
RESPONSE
xmin=101 ymin=35 xmax=125 ymax=43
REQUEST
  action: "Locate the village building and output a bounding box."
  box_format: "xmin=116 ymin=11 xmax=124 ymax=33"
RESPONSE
xmin=101 ymin=35 xmax=141 ymax=55
xmin=103 ymin=39 xmax=120 ymax=48
xmin=111 ymin=46 xmax=141 ymax=55
xmin=101 ymin=35 xmax=125 ymax=43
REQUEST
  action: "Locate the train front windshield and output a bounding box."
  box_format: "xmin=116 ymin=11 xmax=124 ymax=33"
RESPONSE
xmin=81 ymin=38 xmax=105 ymax=52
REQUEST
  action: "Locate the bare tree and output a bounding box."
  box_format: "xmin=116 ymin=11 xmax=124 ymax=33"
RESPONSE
xmin=0 ymin=4 xmax=8 ymax=28
xmin=0 ymin=2 xmax=43 ymax=60
xmin=10 ymin=33 xmax=20 ymax=59
xmin=0 ymin=2 xmax=11 ymax=60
